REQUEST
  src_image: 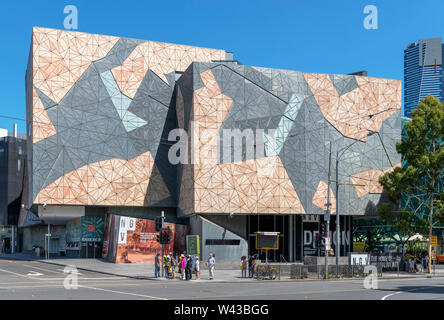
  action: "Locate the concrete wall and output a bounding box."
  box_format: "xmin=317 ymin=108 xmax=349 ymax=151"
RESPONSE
xmin=22 ymin=225 xmax=66 ymax=254
xmin=198 ymin=215 xmax=248 ymax=269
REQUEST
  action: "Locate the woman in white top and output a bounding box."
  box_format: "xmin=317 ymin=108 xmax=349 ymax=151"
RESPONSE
xmin=194 ymin=257 xmax=200 ymax=280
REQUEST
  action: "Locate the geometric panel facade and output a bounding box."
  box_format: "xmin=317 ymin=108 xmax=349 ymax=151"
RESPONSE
xmin=26 ymin=27 xmax=402 ymax=217
xmin=26 ymin=27 xmax=228 ymax=207
xmin=176 ymin=62 xmax=402 ymax=216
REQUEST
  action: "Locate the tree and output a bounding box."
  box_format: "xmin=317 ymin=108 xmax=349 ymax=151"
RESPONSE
xmin=378 ymin=95 xmax=444 ymax=274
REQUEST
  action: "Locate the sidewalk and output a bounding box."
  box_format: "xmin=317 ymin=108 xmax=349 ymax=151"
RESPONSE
xmin=0 ymin=253 xmax=254 ymax=282
xmin=1 ymin=252 xmax=444 ymax=282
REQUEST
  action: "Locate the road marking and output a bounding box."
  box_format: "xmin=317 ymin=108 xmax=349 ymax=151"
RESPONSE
xmin=381 ymin=285 xmax=444 ymax=300
xmin=27 ymin=271 xmax=44 ymax=277
xmin=78 ymin=285 xmax=167 ymax=300
xmin=24 ymin=265 xmax=64 ymax=275
xmin=169 ymin=288 xmax=371 ymax=300
xmin=0 ymin=268 xmax=29 ymax=278
xmin=57 ymin=268 xmax=82 ymax=275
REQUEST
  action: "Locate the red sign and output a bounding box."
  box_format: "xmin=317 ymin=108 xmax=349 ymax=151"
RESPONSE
xmin=87 ymin=225 xmax=95 ymax=233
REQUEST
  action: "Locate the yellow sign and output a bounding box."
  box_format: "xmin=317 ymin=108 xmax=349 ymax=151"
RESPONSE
xmin=431 ymin=236 xmax=438 ymax=246
xmin=353 ymin=242 xmax=365 ymax=252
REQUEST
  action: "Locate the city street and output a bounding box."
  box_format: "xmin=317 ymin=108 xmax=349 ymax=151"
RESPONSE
xmin=0 ymin=259 xmax=443 ymax=300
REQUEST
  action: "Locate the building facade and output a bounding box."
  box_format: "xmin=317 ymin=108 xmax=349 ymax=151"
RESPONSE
xmin=404 ymin=37 xmax=443 ymax=118
xmin=0 ymin=127 xmax=26 ymax=254
xmin=24 ymin=27 xmax=402 ymax=264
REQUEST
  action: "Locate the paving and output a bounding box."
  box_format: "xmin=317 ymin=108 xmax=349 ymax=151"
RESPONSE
xmin=0 ymin=258 xmax=444 ymax=300
xmin=1 ymin=253 xmax=443 ymax=282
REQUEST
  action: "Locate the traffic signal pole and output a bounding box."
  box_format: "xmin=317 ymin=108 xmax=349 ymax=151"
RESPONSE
xmin=324 ymin=143 xmax=332 ymax=280
xmin=161 ymin=210 xmax=165 ymax=278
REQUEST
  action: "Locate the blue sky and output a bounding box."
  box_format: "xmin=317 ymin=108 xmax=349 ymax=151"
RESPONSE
xmin=0 ymin=0 xmax=442 ymax=133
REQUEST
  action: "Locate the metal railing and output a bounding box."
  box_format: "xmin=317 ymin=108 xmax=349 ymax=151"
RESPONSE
xmin=290 ymin=264 xmax=384 ymax=279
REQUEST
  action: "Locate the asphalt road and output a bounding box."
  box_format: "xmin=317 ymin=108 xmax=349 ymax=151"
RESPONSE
xmin=0 ymin=259 xmax=443 ymax=300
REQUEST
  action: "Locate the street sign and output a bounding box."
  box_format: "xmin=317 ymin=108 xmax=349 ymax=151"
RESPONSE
xmin=255 ymin=232 xmax=280 ymax=250
xmin=431 ymin=236 xmax=438 ymax=246
xmin=325 ymin=237 xmax=331 ymax=251
xmin=353 ymin=242 xmax=366 ymax=252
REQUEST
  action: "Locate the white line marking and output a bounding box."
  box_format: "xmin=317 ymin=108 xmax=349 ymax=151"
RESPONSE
xmin=27 ymin=271 xmax=44 ymax=277
xmin=79 ymin=285 xmax=167 ymax=300
xmin=23 ymin=265 xmax=65 ymax=275
xmin=0 ymin=268 xmax=29 ymax=278
xmin=57 ymin=269 xmax=82 ymax=275
xmin=381 ymin=286 xmax=442 ymax=300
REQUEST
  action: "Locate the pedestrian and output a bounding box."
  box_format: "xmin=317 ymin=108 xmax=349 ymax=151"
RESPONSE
xmin=163 ymin=254 xmax=169 ymax=278
xmin=206 ymin=253 xmax=216 ymax=280
xmin=180 ymin=254 xmax=187 ymax=280
xmin=408 ymin=257 xmax=413 ymax=273
xmin=413 ymin=256 xmax=417 ymax=273
xmin=186 ymin=255 xmax=193 ymax=280
xmin=240 ymin=256 xmax=247 ymax=278
xmin=177 ymin=254 xmax=183 ymax=278
xmin=169 ymin=252 xmax=176 ymax=279
xmin=248 ymin=254 xmax=254 ymax=278
xmin=195 ymin=256 xmax=200 ymax=280
xmin=154 ymin=252 xmax=161 ymax=278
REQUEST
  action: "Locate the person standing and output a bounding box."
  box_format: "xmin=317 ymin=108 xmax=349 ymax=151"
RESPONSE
xmin=185 ymin=255 xmax=193 ymax=280
xmin=240 ymin=256 xmax=247 ymax=278
xmin=163 ymin=254 xmax=169 ymax=278
xmin=154 ymin=252 xmax=161 ymax=278
xmin=207 ymin=253 xmax=216 ymax=280
xmin=169 ymin=252 xmax=176 ymax=279
xmin=248 ymin=254 xmax=253 ymax=278
xmin=194 ymin=257 xmax=200 ymax=280
xmin=180 ymin=255 xmax=187 ymax=280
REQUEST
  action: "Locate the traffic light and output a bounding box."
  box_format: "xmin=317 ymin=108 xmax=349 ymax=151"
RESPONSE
xmin=320 ymin=223 xmax=326 ymax=237
xmin=155 ymin=216 xmax=163 ymax=231
xmin=159 ymin=228 xmax=171 ymax=244
xmin=156 ymin=234 xmax=160 ymax=243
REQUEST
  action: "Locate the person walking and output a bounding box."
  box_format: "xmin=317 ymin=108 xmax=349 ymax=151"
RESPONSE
xmin=154 ymin=252 xmax=161 ymax=278
xmin=180 ymin=254 xmax=187 ymax=280
xmin=185 ymin=255 xmax=193 ymax=280
xmin=240 ymin=256 xmax=247 ymax=278
xmin=207 ymin=253 xmax=216 ymax=280
xmin=194 ymin=256 xmax=200 ymax=280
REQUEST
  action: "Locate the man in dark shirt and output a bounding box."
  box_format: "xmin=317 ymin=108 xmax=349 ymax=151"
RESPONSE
xmin=154 ymin=252 xmax=161 ymax=278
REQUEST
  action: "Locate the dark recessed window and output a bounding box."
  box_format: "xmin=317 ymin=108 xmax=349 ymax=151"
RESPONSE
xmin=205 ymin=239 xmax=240 ymax=246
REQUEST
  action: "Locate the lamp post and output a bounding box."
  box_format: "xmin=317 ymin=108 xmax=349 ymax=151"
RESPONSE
xmin=334 ymin=131 xmax=376 ymax=268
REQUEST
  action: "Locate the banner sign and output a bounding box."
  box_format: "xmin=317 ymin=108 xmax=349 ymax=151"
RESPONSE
xmin=187 ymin=235 xmax=200 ymax=255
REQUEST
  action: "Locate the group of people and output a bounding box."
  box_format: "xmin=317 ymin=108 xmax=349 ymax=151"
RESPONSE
xmin=240 ymin=254 xmax=258 ymax=278
xmin=154 ymin=252 xmax=216 ymax=280
xmin=408 ymin=254 xmax=430 ymax=273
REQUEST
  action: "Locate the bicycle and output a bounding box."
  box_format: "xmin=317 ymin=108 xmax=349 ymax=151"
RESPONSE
xmin=255 ymin=265 xmax=278 ymax=280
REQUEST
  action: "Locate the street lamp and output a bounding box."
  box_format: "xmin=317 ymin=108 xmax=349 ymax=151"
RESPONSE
xmin=334 ymin=131 xmax=376 ymax=268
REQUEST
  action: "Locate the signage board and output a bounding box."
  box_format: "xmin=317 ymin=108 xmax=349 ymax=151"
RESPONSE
xmin=350 ymin=253 xmax=370 ymax=265
xmin=255 ymin=232 xmax=279 ymax=250
xmin=353 ymin=242 xmax=366 ymax=252
xmin=431 ymin=236 xmax=438 ymax=246
xmin=187 ymin=235 xmax=200 ymax=255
